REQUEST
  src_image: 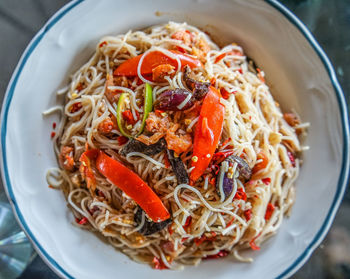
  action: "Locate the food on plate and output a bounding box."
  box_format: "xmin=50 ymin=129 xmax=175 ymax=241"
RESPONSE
xmin=46 ymin=22 xmax=307 ymax=269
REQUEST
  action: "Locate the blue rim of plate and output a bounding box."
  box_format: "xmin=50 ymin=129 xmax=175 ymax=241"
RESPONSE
xmin=0 ymin=0 xmax=349 ymax=278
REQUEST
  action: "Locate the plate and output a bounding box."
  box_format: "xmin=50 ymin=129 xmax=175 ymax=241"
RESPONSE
xmin=1 ymin=0 xmax=349 ymax=278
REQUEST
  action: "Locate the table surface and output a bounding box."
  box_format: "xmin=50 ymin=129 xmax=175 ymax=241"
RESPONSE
xmin=0 ymin=0 xmax=349 ymax=278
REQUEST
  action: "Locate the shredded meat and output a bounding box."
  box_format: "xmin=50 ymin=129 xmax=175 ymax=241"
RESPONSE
xmin=152 ymin=64 xmax=175 ymax=82
xmin=191 ymin=37 xmax=211 ymax=63
xmin=145 ymin=112 xmax=169 ymax=134
xmin=104 ymin=74 xmax=117 ymax=103
xmin=165 ymin=124 xmax=192 ymax=154
xmin=97 ymin=117 xmax=114 ymax=134
xmin=137 ymin=133 xmax=164 ymax=145
xmin=171 ymin=30 xmax=192 ymax=46
xmin=137 ymin=112 xmax=192 ymax=153
xmin=283 ymin=113 xmax=300 ymax=127
xmin=114 ymin=76 xmax=130 ymax=87
xmin=162 ymin=240 xmax=185 ymax=258
xmin=59 ymin=146 xmax=75 ymax=171
xmin=105 ymin=75 xmax=130 ymax=103
xmin=136 ymin=112 xmax=169 ymax=145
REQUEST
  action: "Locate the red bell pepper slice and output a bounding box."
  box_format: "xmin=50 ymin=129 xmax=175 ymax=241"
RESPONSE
xmin=114 ymin=50 xmax=202 ymax=77
xmin=95 ymin=150 xmax=170 ymax=222
xmin=190 ymin=86 xmax=225 ymax=182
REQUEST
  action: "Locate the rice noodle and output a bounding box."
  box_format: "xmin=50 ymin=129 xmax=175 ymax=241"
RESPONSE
xmin=45 ymin=21 xmax=307 ymax=270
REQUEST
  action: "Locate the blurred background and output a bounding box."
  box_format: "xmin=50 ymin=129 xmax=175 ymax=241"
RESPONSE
xmin=0 ymin=0 xmax=349 ymax=278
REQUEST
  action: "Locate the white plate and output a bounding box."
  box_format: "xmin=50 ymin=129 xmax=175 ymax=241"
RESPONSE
xmin=1 ymin=0 xmax=349 ymax=278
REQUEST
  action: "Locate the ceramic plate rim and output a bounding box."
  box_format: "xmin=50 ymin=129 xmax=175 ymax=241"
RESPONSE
xmin=0 ymin=0 xmax=349 ymax=278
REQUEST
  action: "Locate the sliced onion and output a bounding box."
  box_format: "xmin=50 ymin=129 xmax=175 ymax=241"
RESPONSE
xmin=177 ymin=93 xmax=192 ymax=110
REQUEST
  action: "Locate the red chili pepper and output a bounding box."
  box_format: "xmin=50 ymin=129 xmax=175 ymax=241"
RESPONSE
xmin=264 ymin=203 xmax=275 ymax=221
xmin=99 ymin=41 xmax=107 ymax=48
xmin=76 ymin=83 xmax=84 ymax=92
xmin=221 ymin=138 xmax=232 ymax=148
xmin=117 ymin=136 xmax=129 ymax=145
xmin=212 ymin=150 xmax=234 ymax=164
xmin=70 ymin=102 xmax=82 ymax=113
xmin=209 ymin=177 xmax=216 ymax=186
xmin=203 ymin=250 xmax=229 ymax=260
xmin=244 ymin=209 xmax=252 ymax=221
xmin=220 ymin=88 xmax=230 ymax=99
xmin=152 ymin=257 xmax=168 ymax=270
xmin=249 ymin=239 xmax=260 ymax=251
xmin=76 ymin=217 xmax=88 ymax=225
xmin=97 ymin=190 xmax=105 ymax=198
xmin=190 ymin=87 xmax=225 ymax=182
xmin=183 ymin=216 xmax=192 ymax=233
xmin=287 ymin=151 xmax=296 ymax=167
xmin=210 ymin=164 xmax=220 ymax=175
xmin=50 ymin=132 xmax=56 ymax=138
xmin=155 ymin=109 xmax=165 ymax=116
xmin=122 ymin=110 xmax=137 ymax=125
xmin=210 ymin=77 xmax=216 ymax=86
xmin=94 ymin=150 xmax=170 ymax=222
xmin=238 ymin=68 xmax=243 ymax=74
xmin=249 ymin=232 xmax=262 ymax=251
xmin=163 ymin=155 xmax=170 ymax=169
xmin=88 ymin=206 xmax=99 ymax=215
xmin=262 ymin=178 xmax=271 ymax=185
xmin=194 ymin=232 xmax=216 ymax=246
xmin=175 ymin=46 xmax=187 ymax=53
xmin=225 ymin=218 xmax=235 ymax=228
xmin=194 ymin=236 xmax=207 ymax=246
xmin=52 ymin=122 xmax=57 ymax=129
xmin=114 ymin=50 xmax=202 ymax=77
xmin=168 ymin=224 xmax=174 ymax=235
xmin=234 ymin=188 xmax=247 ymax=201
